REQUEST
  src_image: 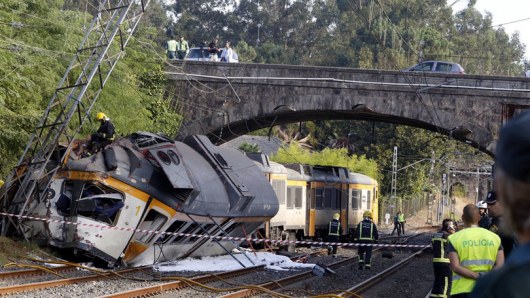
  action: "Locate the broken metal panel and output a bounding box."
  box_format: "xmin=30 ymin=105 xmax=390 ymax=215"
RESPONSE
xmin=147 ymin=147 xmax=194 ymax=190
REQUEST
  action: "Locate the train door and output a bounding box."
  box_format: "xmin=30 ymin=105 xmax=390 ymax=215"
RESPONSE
xmin=340 ymin=183 xmax=349 ymax=236
xmin=122 ymin=199 xmax=174 ymax=263
xmin=308 ymin=182 xmax=316 ymax=237
xmin=286 ymin=181 xmax=306 ymax=232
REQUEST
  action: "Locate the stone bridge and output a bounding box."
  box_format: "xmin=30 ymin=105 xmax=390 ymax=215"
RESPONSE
xmin=165 ymin=61 xmax=530 ymax=155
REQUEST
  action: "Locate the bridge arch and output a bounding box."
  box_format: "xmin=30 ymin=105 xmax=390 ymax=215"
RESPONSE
xmin=167 ymin=61 xmax=530 ymax=155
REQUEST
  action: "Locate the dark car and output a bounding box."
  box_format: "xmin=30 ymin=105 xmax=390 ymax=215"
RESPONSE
xmin=403 ymin=60 xmax=465 ymax=74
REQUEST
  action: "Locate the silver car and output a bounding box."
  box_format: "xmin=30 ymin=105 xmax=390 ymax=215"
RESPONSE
xmin=403 ymin=60 xmax=465 ymax=74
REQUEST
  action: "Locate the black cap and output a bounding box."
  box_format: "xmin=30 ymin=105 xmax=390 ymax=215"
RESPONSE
xmin=485 ymin=191 xmax=497 ymax=204
xmin=495 ymin=110 xmax=530 ymax=181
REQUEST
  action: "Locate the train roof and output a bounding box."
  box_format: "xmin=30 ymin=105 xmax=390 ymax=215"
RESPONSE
xmin=246 ymin=153 xmax=287 ymax=174
xmin=64 ymin=133 xmax=279 ymax=217
xmin=349 ymin=171 xmax=378 ymax=185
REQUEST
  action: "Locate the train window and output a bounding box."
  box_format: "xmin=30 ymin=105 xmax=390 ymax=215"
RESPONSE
xmin=315 ymin=188 xmax=324 ymax=209
xmin=367 ymin=190 xmax=371 ymax=209
xmin=351 ymin=189 xmax=360 ymax=210
xmin=75 ymin=182 xmax=124 ymax=225
xmin=295 ymin=187 xmax=303 ymax=209
xmin=272 ymin=180 xmax=286 ymax=204
xmin=286 ymin=187 xmax=294 ymax=209
xmin=324 ymin=188 xmax=333 ymax=209
xmin=331 ymin=189 xmax=339 ymax=209
xmin=172 ymin=222 xmax=196 ymax=243
xmin=135 ymin=209 xmax=167 ymax=243
xmin=157 ymin=220 xmax=186 ymax=243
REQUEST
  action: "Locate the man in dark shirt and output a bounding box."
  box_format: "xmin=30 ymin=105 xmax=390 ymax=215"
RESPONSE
xmin=208 ymin=38 xmax=220 ymax=61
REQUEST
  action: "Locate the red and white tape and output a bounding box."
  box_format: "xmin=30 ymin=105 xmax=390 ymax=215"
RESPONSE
xmin=0 ymin=212 xmax=429 ymax=248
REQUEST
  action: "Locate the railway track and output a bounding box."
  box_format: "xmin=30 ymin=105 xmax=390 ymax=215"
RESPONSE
xmin=0 ymin=231 xmax=435 ymax=297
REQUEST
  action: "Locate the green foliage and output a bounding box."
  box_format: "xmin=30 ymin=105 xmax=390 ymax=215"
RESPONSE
xmin=0 ymin=1 xmax=180 ymax=178
xmin=238 ymin=142 xmax=261 ymax=153
xmin=270 ymin=143 xmax=379 ymax=180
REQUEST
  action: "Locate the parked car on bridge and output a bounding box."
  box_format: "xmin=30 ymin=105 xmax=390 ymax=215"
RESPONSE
xmin=184 ymin=47 xmax=239 ymax=62
xmin=402 ymin=60 xmax=465 ymax=74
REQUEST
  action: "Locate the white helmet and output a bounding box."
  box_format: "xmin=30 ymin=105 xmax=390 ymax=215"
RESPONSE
xmin=476 ymin=200 xmax=487 ymax=209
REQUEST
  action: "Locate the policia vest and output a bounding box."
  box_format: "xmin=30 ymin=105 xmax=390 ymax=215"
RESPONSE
xmin=447 ymin=227 xmax=501 ymax=295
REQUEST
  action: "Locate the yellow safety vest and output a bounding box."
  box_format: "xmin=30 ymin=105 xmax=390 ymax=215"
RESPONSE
xmin=448 ymin=227 xmax=501 ymax=295
xmin=167 ymin=39 xmax=177 ymax=52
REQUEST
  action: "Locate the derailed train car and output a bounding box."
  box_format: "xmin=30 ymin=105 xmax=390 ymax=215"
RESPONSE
xmin=249 ymin=154 xmax=378 ymax=246
xmin=6 ymin=132 xmax=278 ymax=267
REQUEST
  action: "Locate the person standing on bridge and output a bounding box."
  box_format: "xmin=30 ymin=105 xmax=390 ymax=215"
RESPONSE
xmin=470 ymin=110 xmax=530 ymax=298
xmin=354 ymin=211 xmax=378 ymax=270
xmin=447 ymin=204 xmax=504 ymax=298
xmin=208 ymin=38 xmax=220 ymax=61
xmin=177 ymin=35 xmax=189 ymax=59
xmin=327 ymin=213 xmax=342 ymax=258
xmin=430 ymin=218 xmax=455 ymax=298
xmin=166 ymin=35 xmax=178 ymax=60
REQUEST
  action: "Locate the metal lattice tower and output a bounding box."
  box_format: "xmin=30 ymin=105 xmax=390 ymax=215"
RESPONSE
xmin=1 ymin=0 xmax=151 ymax=236
xmin=390 ymin=146 xmax=397 ymax=212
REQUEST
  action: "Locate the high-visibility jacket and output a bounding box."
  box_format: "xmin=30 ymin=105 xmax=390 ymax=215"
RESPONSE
xmin=328 ymin=219 xmax=341 ymax=236
xmin=167 ymin=39 xmax=177 ymax=52
xmin=432 ymin=230 xmax=450 ymax=263
xmin=398 ymin=213 xmax=405 ymax=223
xmin=355 ymin=219 xmax=378 ymax=241
xmin=178 ymin=40 xmax=189 ymax=52
xmin=448 ymin=227 xmax=501 ymax=295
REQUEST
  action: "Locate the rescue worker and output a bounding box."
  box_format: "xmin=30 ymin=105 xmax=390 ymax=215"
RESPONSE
xmin=430 ymin=218 xmax=456 ymax=298
xmin=177 ymin=35 xmax=189 ymax=59
xmin=471 ymin=109 xmax=530 ymax=298
xmin=391 ymin=212 xmax=400 ymax=236
xmin=484 ymin=191 xmax=517 ymax=258
xmin=90 ymin=112 xmax=115 ymax=153
xmin=476 ymin=200 xmax=491 ymax=229
xmin=327 ymin=213 xmax=342 ymax=257
xmin=354 ymin=211 xmax=379 ymax=270
xmin=398 ymin=210 xmax=406 ymax=235
xmin=447 ymin=204 xmax=504 ymax=298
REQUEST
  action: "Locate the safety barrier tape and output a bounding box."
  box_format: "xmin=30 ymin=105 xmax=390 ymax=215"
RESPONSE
xmin=0 ymin=212 xmax=429 ymax=248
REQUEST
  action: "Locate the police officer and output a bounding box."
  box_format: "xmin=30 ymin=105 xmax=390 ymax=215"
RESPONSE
xmin=327 ymin=213 xmax=342 ymax=257
xmin=476 ymin=200 xmax=491 ymax=229
xmin=485 ymin=191 xmax=517 ymax=258
xmin=447 ymin=204 xmax=504 ymax=298
xmin=166 ymin=35 xmax=177 ymax=60
xmin=430 ymin=218 xmax=455 ymax=298
xmin=355 ymin=211 xmax=378 ymax=270
xmin=471 ymin=109 xmax=530 ymax=298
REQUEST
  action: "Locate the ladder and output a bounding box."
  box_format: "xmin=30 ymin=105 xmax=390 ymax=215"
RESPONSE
xmin=1 ymin=0 xmax=151 ymax=236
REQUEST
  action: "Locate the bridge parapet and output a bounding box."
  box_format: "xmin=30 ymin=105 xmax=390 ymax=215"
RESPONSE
xmin=166 ymin=61 xmax=530 ymax=155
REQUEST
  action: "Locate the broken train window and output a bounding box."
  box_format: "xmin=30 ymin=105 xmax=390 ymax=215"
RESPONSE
xmin=135 ymin=209 xmax=168 ymax=243
xmin=76 ymin=182 xmax=125 ymax=225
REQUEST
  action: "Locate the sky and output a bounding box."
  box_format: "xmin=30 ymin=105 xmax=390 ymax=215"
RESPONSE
xmin=450 ymin=0 xmax=530 ymax=61
xmin=152 ymin=251 xmax=316 ymax=272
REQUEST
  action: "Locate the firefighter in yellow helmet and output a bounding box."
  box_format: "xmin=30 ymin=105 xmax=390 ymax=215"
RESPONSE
xmin=327 ymin=213 xmax=342 ymax=257
xmin=354 ymin=210 xmax=379 ymax=270
xmin=89 ymin=112 xmax=115 ymax=154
